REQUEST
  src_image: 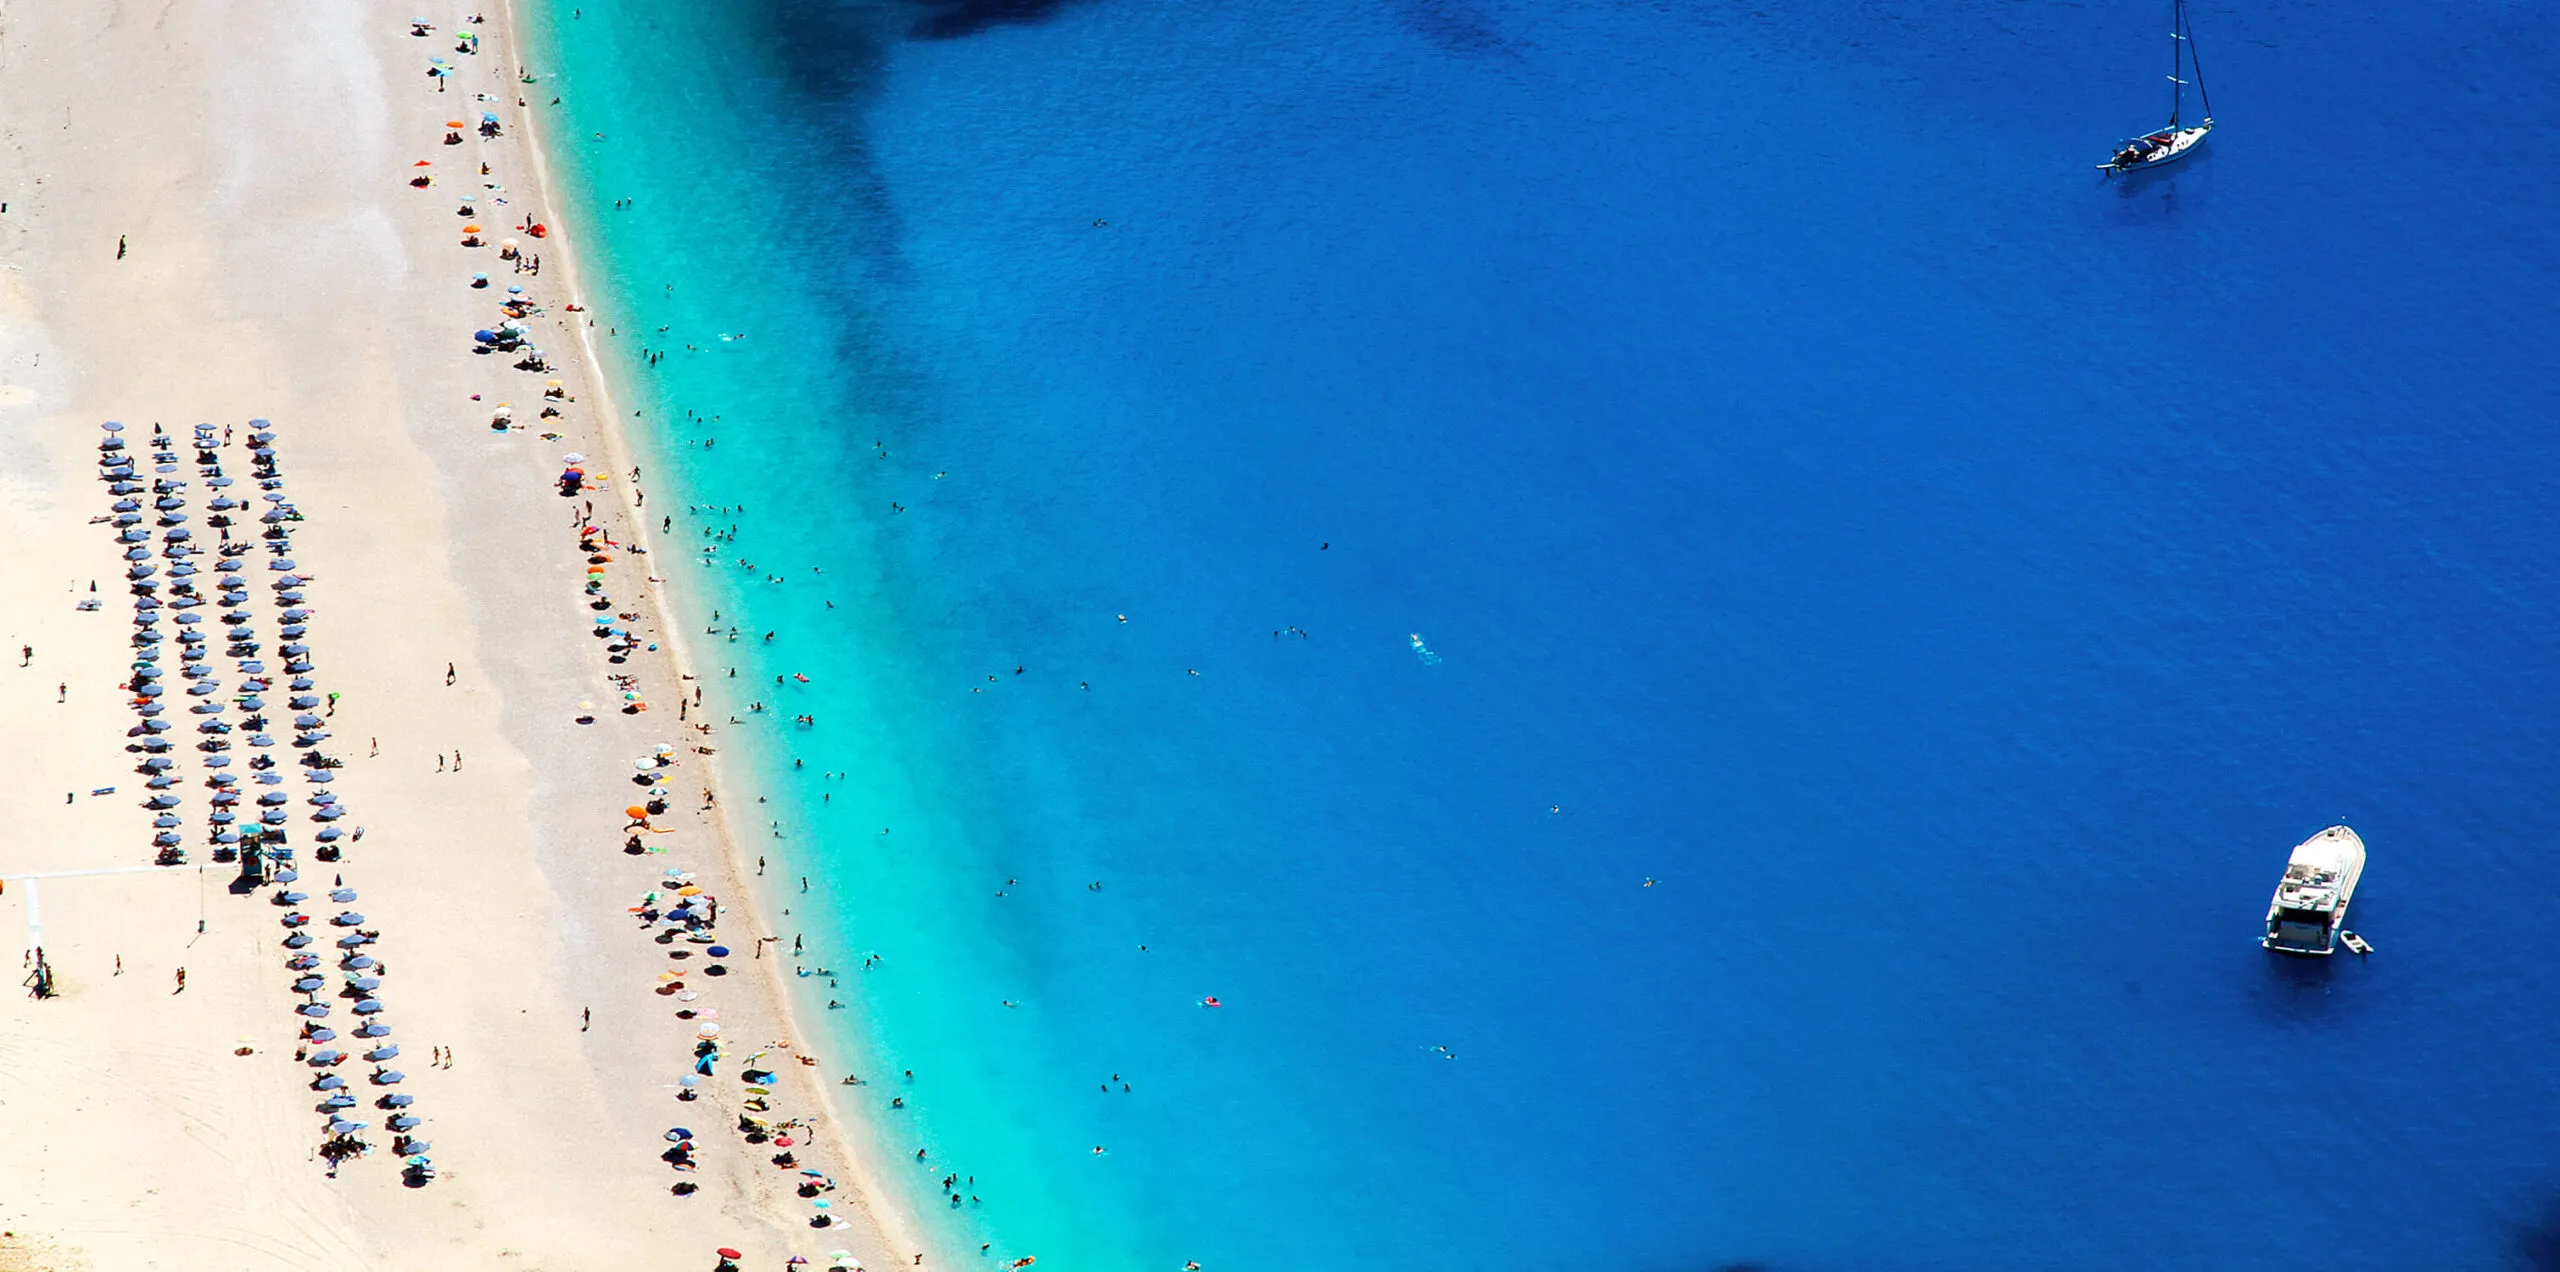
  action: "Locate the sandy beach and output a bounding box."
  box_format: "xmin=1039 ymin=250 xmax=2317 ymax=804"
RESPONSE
xmin=0 ymin=3 xmax=914 ymax=1268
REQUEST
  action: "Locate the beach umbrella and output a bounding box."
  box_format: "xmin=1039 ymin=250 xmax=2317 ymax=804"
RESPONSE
xmin=261 ymin=809 xmax=289 ymax=824
xmin=315 ymin=827 xmax=343 ymax=842
xmin=330 ymin=888 xmax=357 ymax=902
xmin=331 ymin=912 xmax=365 ymax=926
xmin=313 ymin=807 xmax=343 ymax=821
xmin=367 ymin=1045 xmax=399 ymax=1061
xmin=269 ymin=559 xmax=295 ymax=570
xmin=294 ymin=976 xmax=326 ymax=992
xmin=313 ymin=1076 xmax=346 ymax=1093
xmin=388 ymin=1115 xmax=420 ymax=1132
xmin=355 ymin=1001 xmax=386 ymax=1016
xmin=298 ymin=1003 xmax=330 ymax=1018
xmin=324 ymin=1094 xmax=358 ymax=1110
xmin=275 ymin=891 xmax=308 ymax=905
xmin=378 ymin=1088 xmax=408 ymax=1103
xmin=152 ymin=814 xmax=181 ymax=828
xmin=336 ymin=934 xmax=367 ymax=948
xmin=330 ymin=1118 xmax=366 ymax=1135
xmin=342 ymin=955 xmax=375 ymax=970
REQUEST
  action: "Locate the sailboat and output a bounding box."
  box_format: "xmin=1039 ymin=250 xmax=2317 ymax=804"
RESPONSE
xmin=2099 ymin=0 xmax=2214 ymax=173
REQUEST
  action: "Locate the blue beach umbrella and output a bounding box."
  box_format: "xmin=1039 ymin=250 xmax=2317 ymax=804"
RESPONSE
xmin=367 ymin=1044 xmax=400 ymax=1061
xmin=298 ymin=1003 xmax=330 ymax=1018
xmin=360 ymin=1025 xmax=393 ymax=1040
xmin=336 ymin=934 xmax=367 ymax=948
xmin=354 ymin=1001 xmax=386 ymax=1016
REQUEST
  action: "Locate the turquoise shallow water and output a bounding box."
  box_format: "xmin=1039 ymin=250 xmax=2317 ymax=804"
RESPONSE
xmin=526 ymin=0 xmax=2560 ymax=1267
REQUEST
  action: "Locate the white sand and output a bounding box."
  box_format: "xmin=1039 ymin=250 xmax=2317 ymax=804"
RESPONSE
xmin=0 ymin=3 xmax=918 ymax=1268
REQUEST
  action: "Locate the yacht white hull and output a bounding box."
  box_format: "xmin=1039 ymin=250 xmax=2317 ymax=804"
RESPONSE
xmin=2262 ymin=825 xmax=2365 ymax=956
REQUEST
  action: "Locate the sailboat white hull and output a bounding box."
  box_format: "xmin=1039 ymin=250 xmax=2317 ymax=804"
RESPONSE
xmin=2099 ymin=119 xmax=2213 ymax=173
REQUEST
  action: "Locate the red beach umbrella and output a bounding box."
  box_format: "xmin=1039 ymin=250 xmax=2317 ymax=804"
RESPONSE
xmin=717 ymin=1250 xmax=743 ymax=1261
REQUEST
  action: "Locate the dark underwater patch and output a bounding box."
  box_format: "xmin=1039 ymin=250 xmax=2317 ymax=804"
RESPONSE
xmin=907 ymin=0 xmax=1095 ymax=41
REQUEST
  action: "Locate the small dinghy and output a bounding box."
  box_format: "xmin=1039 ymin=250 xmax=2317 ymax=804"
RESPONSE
xmin=2100 ymin=0 xmax=2213 ymax=174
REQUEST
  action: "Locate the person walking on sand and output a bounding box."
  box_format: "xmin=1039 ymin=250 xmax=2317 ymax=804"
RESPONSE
xmin=173 ymin=967 xmax=186 ymax=993
xmin=446 ymin=662 xmax=456 ymax=686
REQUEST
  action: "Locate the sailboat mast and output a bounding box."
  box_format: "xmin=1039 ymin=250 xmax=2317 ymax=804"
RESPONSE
xmin=2168 ymin=0 xmax=2186 ymax=127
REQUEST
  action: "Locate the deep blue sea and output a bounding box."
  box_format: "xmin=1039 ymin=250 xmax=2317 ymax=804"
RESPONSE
xmin=525 ymin=0 xmax=2560 ymax=1266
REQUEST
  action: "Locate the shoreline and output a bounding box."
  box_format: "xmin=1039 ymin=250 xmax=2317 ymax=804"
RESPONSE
xmin=0 ymin=2 xmax=919 ymax=1267
xmin=492 ymin=0 xmax=934 ymax=1259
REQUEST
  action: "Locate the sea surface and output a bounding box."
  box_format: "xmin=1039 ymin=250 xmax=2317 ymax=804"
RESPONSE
xmin=522 ymin=0 xmax=2560 ymax=1266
